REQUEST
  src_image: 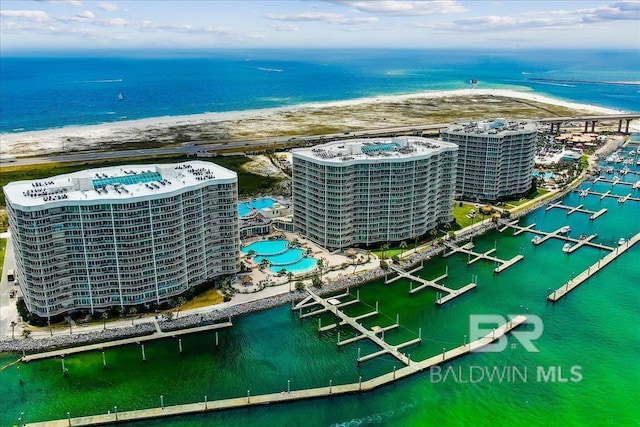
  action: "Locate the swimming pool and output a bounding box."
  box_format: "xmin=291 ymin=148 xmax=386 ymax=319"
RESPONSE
xmin=242 ymin=239 xmax=318 ymax=274
xmin=238 ymin=197 xmax=276 ymax=217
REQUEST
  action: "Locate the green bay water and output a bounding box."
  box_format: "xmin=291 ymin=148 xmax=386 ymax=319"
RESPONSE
xmin=1 ymin=166 xmax=639 ymax=426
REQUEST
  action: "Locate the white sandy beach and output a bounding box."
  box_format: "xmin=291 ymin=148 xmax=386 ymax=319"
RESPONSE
xmin=0 ymin=88 xmax=635 ymax=158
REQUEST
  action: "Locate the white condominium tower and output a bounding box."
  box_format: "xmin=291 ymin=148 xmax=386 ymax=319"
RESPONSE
xmin=4 ymin=161 xmax=239 ymax=318
xmin=292 ymin=137 xmax=458 ymax=251
xmin=440 ymin=119 xmax=537 ymax=202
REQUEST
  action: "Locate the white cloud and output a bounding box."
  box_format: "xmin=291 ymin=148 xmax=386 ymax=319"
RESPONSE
xmin=329 ymin=0 xmax=467 ymax=16
xmin=39 ymin=0 xmax=83 ymax=6
xmin=265 ymin=12 xmax=344 ymax=23
xmin=76 ymin=10 xmax=95 ymax=20
xmin=581 ymin=1 xmax=640 ymax=22
xmin=265 ymin=11 xmax=377 ymax=25
xmin=0 ymin=10 xmax=50 ymax=22
xmin=271 ymin=23 xmax=299 ymax=32
xmin=98 ymin=2 xmax=120 ymax=12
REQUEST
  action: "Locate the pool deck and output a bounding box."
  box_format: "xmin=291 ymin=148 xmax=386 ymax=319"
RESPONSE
xmin=27 ymin=315 xmax=528 ymax=427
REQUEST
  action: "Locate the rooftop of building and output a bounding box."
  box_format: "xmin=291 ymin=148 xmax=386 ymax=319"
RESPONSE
xmin=292 ymin=136 xmax=457 ymax=163
xmin=4 ymin=160 xmax=236 ymax=208
xmin=442 ymin=119 xmax=537 ymax=136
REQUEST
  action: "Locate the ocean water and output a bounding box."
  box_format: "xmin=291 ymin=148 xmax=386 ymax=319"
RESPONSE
xmin=1 ymin=49 xmax=639 ymax=134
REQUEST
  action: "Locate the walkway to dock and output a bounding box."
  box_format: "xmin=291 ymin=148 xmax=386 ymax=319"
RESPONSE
xmin=548 ymin=231 xmax=640 ymax=302
xmin=442 ymin=241 xmax=524 ymax=274
xmin=27 ymin=315 xmax=527 ymax=427
xmin=499 ymin=222 xmax=615 ymax=253
xmin=545 ymin=201 xmax=607 ymax=220
xmin=386 ymin=264 xmax=476 ymax=304
xmin=21 ymin=321 xmax=233 ymax=362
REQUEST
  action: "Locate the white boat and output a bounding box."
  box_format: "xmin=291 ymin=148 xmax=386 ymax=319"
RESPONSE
xmin=633 ymin=181 xmax=640 ymax=189
xmin=531 ymin=236 xmax=541 ymax=244
xmin=618 ymin=237 xmax=626 ymax=246
xmin=559 ymin=225 xmax=571 ymax=235
xmin=118 ymin=93 xmax=124 ymax=100
xmin=562 ymin=243 xmax=571 ymax=253
xmin=629 ymin=150 xmax=636 ymax=156
xmin=636 ymin=160 xmax=640 ymax=166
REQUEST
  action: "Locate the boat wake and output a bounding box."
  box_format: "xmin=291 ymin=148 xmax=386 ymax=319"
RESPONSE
xmin=257 ymin=67 xmax=284 ymax=73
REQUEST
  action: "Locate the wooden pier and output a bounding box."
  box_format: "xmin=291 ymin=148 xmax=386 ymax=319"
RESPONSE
xmin=548 ymin=232 xmax=640 ymax=301
xmin=27 ymin=316 xmax=528 ymax=427
xmin=545 ymin=201 xmax=607 ymax=219
xmin=386 ymin=265 xmax=476 ymax=304
xmin=21 ymin=321 xmax=233 ymax=362
xmin=443 ymin=241 xmax=524 ymax=274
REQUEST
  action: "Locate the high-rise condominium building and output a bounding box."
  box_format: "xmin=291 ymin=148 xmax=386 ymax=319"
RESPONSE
xmin=292 ymin=137 xmax=458 ymax=251
xmin=440 ymin=119 xmax=537 ymax=202
xmin=4 ymin=161 xmax=239 ymax=318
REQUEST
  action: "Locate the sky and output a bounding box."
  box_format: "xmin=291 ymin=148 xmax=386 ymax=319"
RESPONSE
xmin=0 ymin=0 xmax=639 ymax=51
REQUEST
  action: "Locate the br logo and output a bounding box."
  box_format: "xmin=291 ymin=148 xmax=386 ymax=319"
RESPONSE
xmin=469 ymin=314 xmax=544 ymax=353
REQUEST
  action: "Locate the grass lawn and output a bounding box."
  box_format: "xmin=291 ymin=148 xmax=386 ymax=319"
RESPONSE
xmin=180 ymin=288 xmax=224 ymax=311
xmin=504 ymin=189 xmax=552 ymax=207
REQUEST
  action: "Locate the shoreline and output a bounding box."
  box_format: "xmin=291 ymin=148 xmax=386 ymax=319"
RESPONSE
xmin=0 ymin=179 xmax=578 ymax=355
xmin=1 ymin=88 xmax=635 ymax=157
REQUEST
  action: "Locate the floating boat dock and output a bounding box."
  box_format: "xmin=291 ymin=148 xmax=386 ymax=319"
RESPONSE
xmin=545 ymin=201 xmax=607 ymax=219
xmin=27 ymin=314 xmax=527 ymax=427
xmin=576 ymin=189 xmax=640 ymax=203
xmin=548 ymin=232 xmax=640 ymax=302
xmin=443 ymin=241 xmax=524 ymax=273
xmin=386 ymin=264 xmax=476 ymax=304
xmin=499 ymin=222 xmax=615 ymax=253
xmin=21 ymin=320 xmax=233 ymax=362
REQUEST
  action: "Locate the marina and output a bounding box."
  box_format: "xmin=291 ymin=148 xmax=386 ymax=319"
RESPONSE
xmin=442 ymin=241 xmax=524 ymax=273
xmin=22 ymin=315 xmax=528 ymax=427
xmin=548 ymin=232 xmax=640 ymax=302
xmin=545 ymin=200 xmax=608 ymax=219
xmin=385 ymin=264 xmax=476 ymax=304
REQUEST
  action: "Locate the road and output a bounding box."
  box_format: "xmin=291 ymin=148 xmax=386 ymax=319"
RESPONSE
xmin=1 ymin=123 xmax=450 ymax=168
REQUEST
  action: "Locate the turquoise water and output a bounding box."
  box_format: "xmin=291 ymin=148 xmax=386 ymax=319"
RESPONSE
xmin=1 ymin=162 xmax=638 ymax=426
xmin=242 ymin=240 xmax=289 ymax=256
xmin=238 ymin=197 xmax=276 ymax=217
xmin=242 ymin=239 xmax=318 ymax=274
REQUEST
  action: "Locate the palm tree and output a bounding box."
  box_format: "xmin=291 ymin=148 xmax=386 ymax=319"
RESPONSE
xmin=399 ymin=241 xmax=408 ymax=258
xmin=21 ymin=329 xmax=31 ymax=339
xmin=381 ymin=243 xmax=390 ymax=260
xmin=102 ymin=311 xmax=109 ymax=330
xmin=129 ymin=307 xmax=137 ymax=325
xmin=287 ymin=271 xmax=294 ymax=282
xmin=260 ymin=258 xmax=271 ymax=270
xmin=413 ymin=234 xmax=419 ymax=250
xmin=317 ymin=258 xmax=325 ymax=279
xmin=10 ymin=321 xmax=16 ymax=340
xmin=176 ymin=297 xmax=186 ymax=319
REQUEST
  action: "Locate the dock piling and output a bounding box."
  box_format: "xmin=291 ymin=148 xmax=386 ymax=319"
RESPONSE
xmin=102 ymin=351 xmax=106 ymax=369
xmin=393 ymin=366 xmax=396 ymax=379
xmin=463 ymin=334 xmax=466 ymax=347
xmin=160 ymin=395 xmax=164 ymax=409
xmin=215 ymin=331 xmax=219 ymax=346
xmin=178 ymin=338 xmax=182 ymax=354
xmin=141 ymin=344 xmax=146 ymax=361
xmin=287 ymin=379 xmax=290 ymax=394
xmin=359 ymin=376 xmax=362 ymax=391
xmin=329 ymin=379 xmax=332 ymax=394
xmin=247 ymin=390 xmax=250 ymax=403
xmin=67 ymin=412 xmax=70 ymax=427
xmin=442 ymin=348 xmax=445 ymax=360
xmin=204 ymin=396 xmax=207 ymax=410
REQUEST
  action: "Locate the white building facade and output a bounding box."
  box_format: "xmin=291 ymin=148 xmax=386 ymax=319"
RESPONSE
xmin=292 ymin=137 xmax=458 ymax=251
xmin=4 ymin=161 xmax=239 ymax=318
xmin=440 ymin=119 xmax=537 ymax=202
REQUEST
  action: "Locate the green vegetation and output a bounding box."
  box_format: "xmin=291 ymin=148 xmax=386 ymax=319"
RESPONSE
xmin=453 ymin=203 xmax=480 ymax=229
xmin=505 ymin=188 xmax=551 ymax=207
xmin=0 ymin=238 xmax=5 ymax=279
